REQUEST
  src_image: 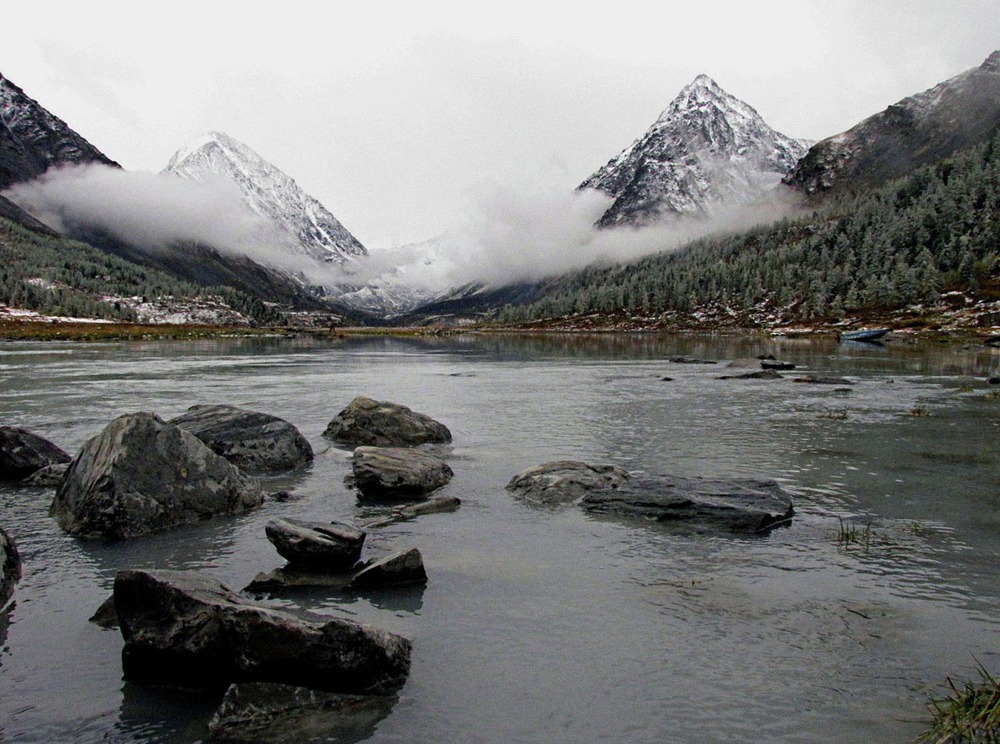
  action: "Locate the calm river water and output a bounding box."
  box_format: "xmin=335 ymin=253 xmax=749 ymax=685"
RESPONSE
xmin=0 ymin=333 xmax=998 ymax=743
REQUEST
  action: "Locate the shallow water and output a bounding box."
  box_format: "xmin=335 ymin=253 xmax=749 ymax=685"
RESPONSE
xmin=1 ymin=333 xmax=998 ymax=743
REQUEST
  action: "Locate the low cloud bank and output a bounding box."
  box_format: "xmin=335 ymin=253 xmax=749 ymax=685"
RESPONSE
xmin=361 ymin=180 xmax=804 ymax=290
xmin=2 ymin=163 xmax=348 ymax=284
xmin=4 ymin=163 xmax=803 ymax=296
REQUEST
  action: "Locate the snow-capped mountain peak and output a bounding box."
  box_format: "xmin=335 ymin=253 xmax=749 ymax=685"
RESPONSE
xmin=163 ymin=131 xmax=366 ymax=264
xmin=580 ymin=75 xmax=809 ymax=227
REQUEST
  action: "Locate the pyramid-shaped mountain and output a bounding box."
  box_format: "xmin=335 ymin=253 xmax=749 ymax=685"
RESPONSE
xmin=163 ymin=132 xmax=366 ymax=264
xmin=580 ymin=75 xmax=809 ymax=227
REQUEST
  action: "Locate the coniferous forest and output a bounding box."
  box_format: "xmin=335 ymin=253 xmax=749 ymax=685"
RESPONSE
xmin=0 ymin=219 xmax=282 ymax=326
xmin=499 ymin=134 xmax=1000 ymax=327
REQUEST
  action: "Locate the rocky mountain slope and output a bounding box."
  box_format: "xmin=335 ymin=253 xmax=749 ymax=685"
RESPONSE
xmin=580 ymin=75 xmax=809 ymax=227
xmin=0 ymin=75 xmax=349 ymax=321
xmin=0 ymin=72 xmax=117 ymax=190
xmin=784 ymin=51 xmax=1000 ymax=196
xmin=164 ymin=132 xmax=367 ymax=265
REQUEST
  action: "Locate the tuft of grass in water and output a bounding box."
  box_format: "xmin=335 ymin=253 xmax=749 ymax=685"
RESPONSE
xmin=916 ymin=663 xmax=1000 ymax=743
xmin=837 ymin=517 xmax=874 ymax=552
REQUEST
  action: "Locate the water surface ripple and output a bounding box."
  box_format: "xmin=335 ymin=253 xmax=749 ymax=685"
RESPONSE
xmin=0 ymin=334 xmax=998 ymax=743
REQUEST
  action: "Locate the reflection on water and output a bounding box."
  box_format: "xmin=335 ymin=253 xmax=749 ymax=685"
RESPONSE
xmin=0 ymin=333 xmax=998 ymax=743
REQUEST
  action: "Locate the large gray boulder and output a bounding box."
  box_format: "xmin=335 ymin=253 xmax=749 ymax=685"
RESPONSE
xmin=169 ymin=404 xmax=313 ymax=473
xmin=581 ymin=474 xmax=794 ymax=534
xmin=505 ymin=461 xmax=631 ymax=507
xmin=351 ymin=447 xmax=453 ymax=500
xmin=50 ymin=412 xmax=263 ymax=540
xmin=207 ymin=682 xmax=396 ymax=743
xmin=1 ymin=526 xmax=21 ymax=610
xmin=114 ymin=569 xmax=411 ymax=694
xmin=323 ymin=397 xmax=451 ymax=448
xmin=0 ymin=426 xmax=70 ymax=481
xmin=265 ymin=518 xmax=365 ymax=572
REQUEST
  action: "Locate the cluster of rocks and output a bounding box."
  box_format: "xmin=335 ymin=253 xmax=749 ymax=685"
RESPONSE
xmin=2 ymin=396 xmax=458 ymax=740
xmin=327 ymin=397 xmax=455 ymax=502
xmin=250 ymin=515 xmax=432 ymax=592
xmin=506 ymin=461 xmax=794 ymax=535
xmin=2 ymin=384 xmax=805 ymax=735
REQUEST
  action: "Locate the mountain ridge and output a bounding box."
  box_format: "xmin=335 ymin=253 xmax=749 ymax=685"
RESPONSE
xmin=0 ymin=72 xmax=118 ymax=190
xmin=784 ymin=51 xmax=1000 ymax=196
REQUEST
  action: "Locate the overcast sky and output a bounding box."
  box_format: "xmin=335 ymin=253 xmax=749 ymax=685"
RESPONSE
xmin=3 ymin=1 xmax=999 ymax=250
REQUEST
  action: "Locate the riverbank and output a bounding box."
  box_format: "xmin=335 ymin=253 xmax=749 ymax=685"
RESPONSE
xmin=1 ymin=304 xmax=998 ymax=346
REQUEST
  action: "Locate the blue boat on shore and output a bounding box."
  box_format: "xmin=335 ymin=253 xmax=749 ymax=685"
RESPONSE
xmin=840 ymin=328 xmax=890 ymax=343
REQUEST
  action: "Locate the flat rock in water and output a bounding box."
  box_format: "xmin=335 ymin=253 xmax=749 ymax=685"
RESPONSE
xmin=718 ymin=369 xmax=784 ymax=380
xmin=505 ymin=461 xmax=631 ymax=507
xmin=207 ymin=682 xmax=397 ymax=743
xmin=265 ymin=518 xmax=365 ymax=572
xmin=0 ymin=426 xmax=70 ymax=481
xmin=170 ymin=404 xmax=313 ymax=473
xmin=668 ymin=357 xmax=717 ymax=364
xmin=350 ymin=548 xmax=427 ymax=588
xmin=114 ymin=569 xmax=411 ymax=694
xmin=726 ymin=357 xmax=767 ymax=369
xmin=581 ymin=474 xmax=794 ymax=534
xmin=362 ymin=495 xmax=461 ymax=528
xmin=1 ymin=526 xmax=21 ymax=609
xmin=22 ymin=463 xmax=68 ymax=487
xmin=760 ymin=359 xmax=796 ymax=370
xmin=246 ymin=566 xmax=355 ymax=592
xmin=50 ymin=412 xmax=262 ymax=540
xmin=323 ymin=397 xmax=452 ymax=448
xmin=792 ymin=375 xmax=855 ymax=385
xmin=351 ymin=447 xmax=453 ymax=500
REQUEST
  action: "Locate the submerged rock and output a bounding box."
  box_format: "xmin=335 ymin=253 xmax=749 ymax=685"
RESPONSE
xmin=362 ymin=495 xmax=461 ymax=528
xmin=323 ymin=397 xmax=452 ymax=448
xmin=170 ymin=404 xmax=313 ymax=473
xmin=1 ymin=526 xmax=21 ymax=609
xmin=114 ymin=569 xmax=411 ymax=694
xmin=581 ymin=474 xmax=794 ymax=534
xmin=207 ymin=682 xmax=397 ymax=743
xmin=506 ymin=461 xmax=631 ymax=507
xmin=351 ymin=447 xmax=453 ymax=500
xmin=50 ymin=412 xmax=263 ymax=540
xmin=265 ymin=518 xmax=365 ymax=572
xmin=0 ymin=426 xmax=70 ymax=481
xmin=350 ymin=548 xmax=427 ymax=588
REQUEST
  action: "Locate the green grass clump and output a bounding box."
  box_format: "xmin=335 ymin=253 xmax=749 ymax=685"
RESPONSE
xmin=917 ymin=664 xmax=1000 ymax=743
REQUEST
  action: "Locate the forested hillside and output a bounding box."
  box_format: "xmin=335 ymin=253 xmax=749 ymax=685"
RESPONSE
xmin=0 ymin=217 xmax=281 ymax=325
xmin=500 ymin=133 xmax=1000 ymax=329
